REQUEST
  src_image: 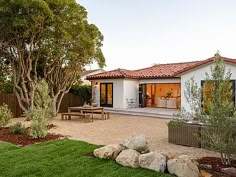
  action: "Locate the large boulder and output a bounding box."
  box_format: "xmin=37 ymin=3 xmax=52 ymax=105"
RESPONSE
xmin=139 ymin=152 xmax=166 ymax=172
xmin=116 ymin=149 xmax=140 ymax=168
xmin=120 ymin=135 xmax=149 ymax=153
xmin=93 ymin=144 xmax=122 ymax=159
xmin=167 ymin=155 xmax=199 ymax=177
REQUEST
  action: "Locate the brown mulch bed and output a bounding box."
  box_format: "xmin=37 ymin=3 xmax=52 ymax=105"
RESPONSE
xmin=0 ymin=125 xmax=63 ymax=146
xmin=198 ymin=157 xmax=236 ymax=177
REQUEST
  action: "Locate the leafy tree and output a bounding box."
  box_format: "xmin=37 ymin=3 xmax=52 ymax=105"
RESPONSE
xmin=0 ymin=0 xmax=105 ymax=114
xmin=178 ymin=53 xmax=236 ymax=165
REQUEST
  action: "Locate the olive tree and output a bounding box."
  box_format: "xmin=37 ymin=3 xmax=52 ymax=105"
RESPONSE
xmin=180 ymin=53 xmax=236 ymax=165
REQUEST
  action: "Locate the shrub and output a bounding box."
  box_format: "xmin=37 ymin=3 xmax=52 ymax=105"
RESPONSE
xmin=9 ymin=122 xmax=25 ymax=135
xmin=27 ymin=79 xmax=54 ymax=139
xmin=29 ymin=108 xmax=48 ymax=139
xmin=0 ymin=104 xmax=12 ymax=127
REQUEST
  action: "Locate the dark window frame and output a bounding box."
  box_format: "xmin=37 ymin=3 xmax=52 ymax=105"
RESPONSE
xmin=100 ymin=83 xmax=113 ymax=107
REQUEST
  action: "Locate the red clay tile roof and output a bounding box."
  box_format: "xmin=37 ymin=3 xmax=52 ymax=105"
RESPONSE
xmin=87 ymin=56 xmax=236 ymax=80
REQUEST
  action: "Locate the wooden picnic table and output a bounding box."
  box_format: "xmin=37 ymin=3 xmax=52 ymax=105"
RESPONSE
xmin=68 ymin=106 xmax=105 ymax=121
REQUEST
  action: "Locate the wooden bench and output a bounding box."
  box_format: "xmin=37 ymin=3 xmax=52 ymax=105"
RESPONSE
xmin=61 ymin=112 xmax=91 ymax=122
xmin=82 ymin=110 xmax=111 ymax=120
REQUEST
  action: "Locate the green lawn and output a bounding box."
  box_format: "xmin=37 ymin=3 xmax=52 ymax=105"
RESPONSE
xmin=0 ymin=141 xmax=19 ymax=153
xmin=0 ymin=139 xmax=172 ymax=177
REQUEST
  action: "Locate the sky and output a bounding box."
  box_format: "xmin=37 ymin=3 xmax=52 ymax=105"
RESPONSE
xmin=78 ymin=0 xmax=236 ymax=71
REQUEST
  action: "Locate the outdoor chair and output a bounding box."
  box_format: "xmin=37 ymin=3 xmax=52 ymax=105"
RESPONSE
xmin=126 ymin=98 xmax=136 ymax=108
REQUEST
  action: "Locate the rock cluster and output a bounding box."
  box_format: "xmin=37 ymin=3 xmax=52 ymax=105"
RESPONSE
xmin=93 ymin=135 xmax=200 ymax=177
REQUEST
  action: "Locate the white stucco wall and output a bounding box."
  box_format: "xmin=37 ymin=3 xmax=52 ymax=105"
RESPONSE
xmin=123 ymin=79 xmax=139 ymax=108
xmin=181 ymin=62 xmax=236 ymax=112
xmin=91 ymin=79 xmax=124 ymax=108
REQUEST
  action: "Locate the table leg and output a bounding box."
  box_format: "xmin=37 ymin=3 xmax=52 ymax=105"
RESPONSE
xmin=68 ymin=108 xmax=71 ymax=120
xmin=91 ymin=110 xmax=94 ymax=122
xmin=101 ymin=109 xmax=104 ymax=120
xmin=80 ymin=110 xmax=85 ymax=122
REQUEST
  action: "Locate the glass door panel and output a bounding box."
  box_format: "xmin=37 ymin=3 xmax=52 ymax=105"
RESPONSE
xmin=100 ymin=84 xmax=106 ymax=105
xmin=107 ymin=84 xmax=113 ymax=105
xmin=100 ymin=83 xmax=113 ymax=107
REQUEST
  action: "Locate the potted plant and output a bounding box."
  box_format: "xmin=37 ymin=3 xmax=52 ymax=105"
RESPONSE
xmin=165 ymin=91 xmax=172 ymax=98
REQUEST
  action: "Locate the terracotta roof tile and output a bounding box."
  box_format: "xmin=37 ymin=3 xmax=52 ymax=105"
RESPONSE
xmin=87 ymin=56 xmax=236 ymax=80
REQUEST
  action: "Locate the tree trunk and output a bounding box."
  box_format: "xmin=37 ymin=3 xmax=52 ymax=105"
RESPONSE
xmin=52 ymin=96 xmax=58 ymax=116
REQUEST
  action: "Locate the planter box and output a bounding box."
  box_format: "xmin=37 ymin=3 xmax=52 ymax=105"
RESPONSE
xmin=168 ymin=123 xmax=201 ymax=148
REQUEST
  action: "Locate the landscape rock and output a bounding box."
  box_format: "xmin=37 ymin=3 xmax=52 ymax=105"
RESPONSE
xmin=93 ymin=144 xmax=122 ymax=159
xmin=120 ymin=135 xmax=149 ymax=153
xmin=199 ymin=164 xmax=212 ymax=170
xmin=221 ymin=167 xmax=236 ymax=176
xmin=167 ymin=155 xmax=199 ymax=177
xmin=116 ymin=149 xmax=140 ymax=168
xmin=139 ymin=152 xmax=166 ymax=172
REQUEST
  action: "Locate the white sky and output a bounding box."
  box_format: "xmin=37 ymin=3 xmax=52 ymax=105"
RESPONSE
xmin=78 ymin=0 xmax=236 ymax=71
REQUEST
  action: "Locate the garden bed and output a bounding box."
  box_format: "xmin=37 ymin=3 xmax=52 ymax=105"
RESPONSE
xmin=0 ymin=125 xmax=63 ymax=146
xmin=198 ymin=157 xmax=236 ymax=177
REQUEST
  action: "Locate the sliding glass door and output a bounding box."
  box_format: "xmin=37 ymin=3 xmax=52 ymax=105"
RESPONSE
xmin=100 ymin=83 xmax=113 ymax=107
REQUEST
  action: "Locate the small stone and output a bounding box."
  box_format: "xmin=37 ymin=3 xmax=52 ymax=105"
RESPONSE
xmin=200 ymin=170 xmax=213 ymax=177
xmin=199 ymin=164 xmax=212 ymax=170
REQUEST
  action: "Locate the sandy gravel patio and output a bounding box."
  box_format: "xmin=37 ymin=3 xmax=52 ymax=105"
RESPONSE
xmin=11 ymin=114 xmax=218 ymax=159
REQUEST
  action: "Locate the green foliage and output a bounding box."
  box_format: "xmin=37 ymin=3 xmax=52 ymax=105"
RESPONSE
xmin=202 ymin=53 xmax=236 ymax=165
xmin=0 ymin=0 xmax=105 ymax=113
xmin=0 ymin=60 xmax=13 ymax=93
xmin=34 ymin=79 xmax=54 ymax=119
xmin=29 ymin=108 xmax=48 ymax=139
xmin=0 ymin=104 xmax=12 ymax=127
xmin=167 ymin=117 xmax=188 ymax=127
xmin=177 ymin=53 xmax=236 ymax=165
xmin=0 ymin=80 xmax=13 ymax=93
xmin=26 ymin=79 xmax=54 ymax=139
xmin=165 ymin=91 xmax=172 ymax=98
xmin=9 ymin=122 xmax=25 ymax=135
xmin=70 ymin=85 xmax=92 ymax=103
xmin=0 ymin=140 xmax=172 ymax=177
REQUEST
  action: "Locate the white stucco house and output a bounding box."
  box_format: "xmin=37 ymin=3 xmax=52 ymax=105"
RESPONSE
xmin=87 ymin=56 xmax=236 ymax=112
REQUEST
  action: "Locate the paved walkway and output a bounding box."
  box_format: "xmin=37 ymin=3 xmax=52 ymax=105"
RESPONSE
xmin=11 ymin=114 xmax=218 ymax=159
